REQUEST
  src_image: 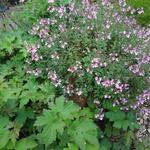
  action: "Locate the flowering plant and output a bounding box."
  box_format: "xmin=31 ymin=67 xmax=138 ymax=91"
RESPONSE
xmin=24 ymin=0 xmax=150 ymax=149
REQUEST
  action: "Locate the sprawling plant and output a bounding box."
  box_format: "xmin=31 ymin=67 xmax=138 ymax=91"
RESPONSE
xmin=23 ymin=0 xmax=150 ymax=149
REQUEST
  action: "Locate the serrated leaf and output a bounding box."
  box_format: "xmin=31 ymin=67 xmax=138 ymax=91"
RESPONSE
xmin=105 ymin=111 xmax=126 ymax=122
xmin=35 ymin=110 xmax=66 ymax=146
xmin=50 ymin=97 xmax=80 ymax=120
xmin=16 ymin=108 xmax=34 ymax=124
xmin=19 ymin=98 xmax=30 ymax=108
xmin=68 ymin=119 xmax=99 ymax=150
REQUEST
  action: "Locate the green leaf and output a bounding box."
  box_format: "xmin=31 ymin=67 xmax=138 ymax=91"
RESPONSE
xmin=19 ymin=98 xmax=30 ymax=108
xmin=113 ymin=120 xmax=123 ymax=129
xmin=79 ymin=108 xmax=94 ymax=118
xmin=0 ymin=129 xmax=10 ymax=149
xmin=15 ymin=138 xmax=37 ymax=150
xmin=100 ymin=138 xmax=111 ymax=150
xmin=64 ymin=143 xmax=78 ymax=150
xmin=105 ymin=111 xmax=126 ymax=122
xmin=50 ymin=96 xmax=80 ymax=120
xmin=35 ymin=110 xmax=66 ymax=146
xmin=106 ymin=111 xmax=138 ymax=130
xmin=68 ymin=119 xmax=99 ymax=150
xmin=16 ymin=108 xmax=34 ymax=125
xmin=86 ymin=143 xmax=100 ymax=150
xmin=0 ymin=115 xmax=9 ymax=128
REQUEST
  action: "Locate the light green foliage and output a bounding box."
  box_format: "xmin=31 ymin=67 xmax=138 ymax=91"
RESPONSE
xmin=0 ymin=30 xmax=54 ymax=149
xmin=0 ymin=30 xmax=99 ymax=149
xmin=35 ymin=97 xmax=99 ymax=149
xmin=15 ymin=138 xmax=38 ymax=150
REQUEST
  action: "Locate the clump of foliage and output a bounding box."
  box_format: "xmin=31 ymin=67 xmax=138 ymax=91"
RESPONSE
xmin=0 ymin=30 xmax=99 ymax=149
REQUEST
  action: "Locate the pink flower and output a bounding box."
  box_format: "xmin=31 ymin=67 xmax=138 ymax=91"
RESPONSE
xmin=48 ymin=0 xmax=55 ymax=3
xmin=95 ymin=76 xmax=102 ymax=85
xmin=91 ymin=58 xmax=103 ymax=68
xmin=51 ymin=52 xmax=59 ymax=59
xmin=19 ymin=0 xmax=25 ymax=3
xmin=68 ymin=61 xmax=82 ymax=73
xmin=101 ymin=79 xmax=115 ymax=88
xmin=59 ymin=24 xmax=65 ymax=32
xmin=48 ymin=71 xmax=61 ymax=87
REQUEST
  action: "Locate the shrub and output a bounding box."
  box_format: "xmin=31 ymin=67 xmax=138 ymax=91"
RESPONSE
xmin=23 ymin=0 xmax=150 ymax=149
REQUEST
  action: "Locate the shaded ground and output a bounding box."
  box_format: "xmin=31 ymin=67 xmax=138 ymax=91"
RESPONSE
xmin=0 ymin=5 xmax=21 ymax=31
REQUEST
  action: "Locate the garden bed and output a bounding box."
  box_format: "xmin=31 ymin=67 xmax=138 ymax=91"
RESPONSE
xmin=0 ymin=0 xmax=150 ymax=149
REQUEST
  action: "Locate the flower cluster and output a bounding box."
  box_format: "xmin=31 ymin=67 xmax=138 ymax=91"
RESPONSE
xmin=129 ymin=64 xmax=145 ymax=76
xmin=27 ymin=68 xmax=42 ymax=76
xmin=138 ymin=55 xmax=150 ymax=65
xmin=94 ymin=100 xmax=105 ymax=120
xmin=95 ymin=77 xmax=129 ymax=93
xmin=68 ymin=61 xmax=82 ymax=73
xmin=26 ymin=44 xmax=42 ymax=61
xmin=48 ymin=71 xmax=61 ymax=87
xmin=26 ymin=0 xmax=150 ymax=122
xmin=132 ymin=88 xmax=150 ymax=110
xmin=63 ymin=84 xmax=83 ymax=96
xmin=91 ymin=58 xmax=106 ymax=68
xmin=51 ymin=52 xmax=59 ymax=60
xmin=81 ymin=0 xmax=99 ymax=20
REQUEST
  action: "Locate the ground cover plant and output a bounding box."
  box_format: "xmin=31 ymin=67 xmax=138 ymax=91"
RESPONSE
xmin=0 ymin=0 xmax=150 ymax=149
